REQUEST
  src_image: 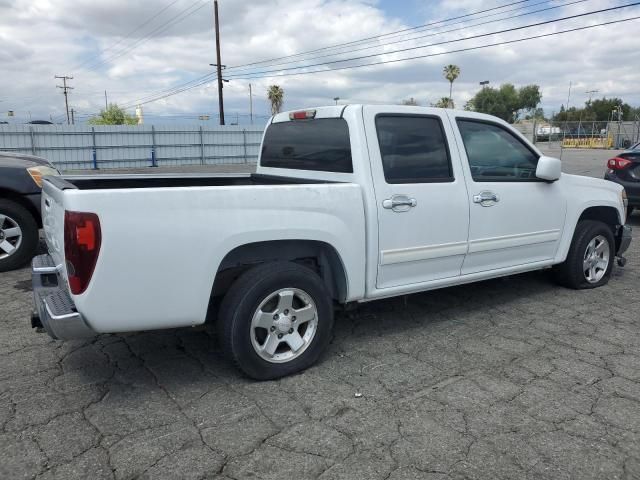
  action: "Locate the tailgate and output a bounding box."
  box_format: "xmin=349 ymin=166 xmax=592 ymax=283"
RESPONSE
xmin=41 ymin=177 xmax=74 ymax=269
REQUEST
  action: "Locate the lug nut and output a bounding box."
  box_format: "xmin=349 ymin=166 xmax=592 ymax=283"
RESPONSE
xmin=288 ymin=328 xmax=294 ymax=334
xmin=278 ymin=333 xmax=283 ymax=339
xmin=273 ymin=314 xmax=278 ymax=320
xmin=292 ymin=316 xmax=296 ymax=321
xmin=270 ymin=326 xmax=276 ymax=332
xmin=284 ymin=309 xmax=289 ymax=315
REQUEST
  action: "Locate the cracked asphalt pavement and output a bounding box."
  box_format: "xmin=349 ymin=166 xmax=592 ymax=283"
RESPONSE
xmin=2 ymin=148 xmax=640 ymax=479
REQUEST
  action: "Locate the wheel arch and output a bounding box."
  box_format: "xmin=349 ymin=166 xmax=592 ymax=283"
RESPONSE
xmin=211 ymin=239 xmax=350 ymax=305
xmin=555 ymin=205 xmax=622 ymax=263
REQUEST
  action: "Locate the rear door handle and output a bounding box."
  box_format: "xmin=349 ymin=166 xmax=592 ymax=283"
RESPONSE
xmin=473 ymin=191 xmax=500 ymax=206
xmin=382 ymin=195 xmax=417 ymax=212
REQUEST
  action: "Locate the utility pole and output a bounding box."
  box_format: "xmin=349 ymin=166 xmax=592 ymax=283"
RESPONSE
xmin=585 ymin=89 xmax=598 ymax=105
xmin=213 ymin=0 xmax=225 ymax=125
xmin=249 ymin=83 xmax=253 ymax=125
xmin=55 ymin=75 xmax=74 ymax=125
xmin=70 ymin=108 xmax=75 ymax=125
xmin=104 ymin=90 xmax=108 ymax=110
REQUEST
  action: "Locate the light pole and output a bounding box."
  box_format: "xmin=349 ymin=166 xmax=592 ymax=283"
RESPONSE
xmin=333 ymin=97 xmax=340 ymax=105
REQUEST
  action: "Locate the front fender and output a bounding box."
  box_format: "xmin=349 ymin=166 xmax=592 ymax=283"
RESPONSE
xmin=554 ymin=198 xmax=624 ymax=264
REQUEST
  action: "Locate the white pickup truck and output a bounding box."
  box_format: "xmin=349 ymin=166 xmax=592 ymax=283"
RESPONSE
xmin=32 ymin=105 xmax=632 ymax=379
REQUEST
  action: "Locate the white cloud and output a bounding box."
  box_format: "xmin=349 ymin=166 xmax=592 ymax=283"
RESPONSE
xmin=0 ymin=0 xmax=638 ymax=124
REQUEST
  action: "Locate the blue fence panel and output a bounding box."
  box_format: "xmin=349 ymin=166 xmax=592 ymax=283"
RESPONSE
xmin=0 ymin=124 xmax=265 ymax=170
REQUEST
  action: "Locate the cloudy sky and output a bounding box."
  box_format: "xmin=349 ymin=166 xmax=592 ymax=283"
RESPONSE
xmin=0 ymin=0 xmax=639 ymax=124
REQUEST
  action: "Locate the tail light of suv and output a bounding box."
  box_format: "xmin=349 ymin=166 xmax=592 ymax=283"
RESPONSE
xmin=607 ymin=157 xmax=632 ymax=170
xmin=64 ymin=211 xmax=101 ymax=295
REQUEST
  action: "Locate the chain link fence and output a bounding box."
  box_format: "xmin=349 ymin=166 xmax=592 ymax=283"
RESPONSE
xmin=532 ymin=117 xmax=640 ymax=149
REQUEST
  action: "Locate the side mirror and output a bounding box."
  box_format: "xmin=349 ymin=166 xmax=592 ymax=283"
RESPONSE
xmin=536 ymin=155 xmax=561 ymax=182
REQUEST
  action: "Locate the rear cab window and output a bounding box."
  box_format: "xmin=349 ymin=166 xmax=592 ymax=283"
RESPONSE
xmin=261 ymin=118 xmax=353 ymax=173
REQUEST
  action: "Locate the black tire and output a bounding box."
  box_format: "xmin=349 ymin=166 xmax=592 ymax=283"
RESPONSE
xmin=626 ymin=206 xmax=634 ymax=221
xmin=552 ymin=220 xmax=615 ymax=289
xmin=217 ymin=261 xmax=334 ymax=380
xmin=0 ymin=199 xmax=39 ymax=273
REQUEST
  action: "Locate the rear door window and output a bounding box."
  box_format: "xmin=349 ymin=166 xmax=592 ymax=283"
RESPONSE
xmin=375 ymin=115 xmax=453 ymax=183
xmin=261 ymin=118 xmax=352 ymax=173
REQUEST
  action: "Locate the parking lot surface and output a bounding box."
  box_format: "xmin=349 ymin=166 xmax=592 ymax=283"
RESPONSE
xmin=2 ymin=148 xmax=640 ymax=480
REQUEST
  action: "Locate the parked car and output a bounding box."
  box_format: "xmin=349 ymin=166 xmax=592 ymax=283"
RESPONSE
xmin=604 ymin=145 xmax=640 ymax=218
xmin=0 ymin=152 xmax=59 ymax=272
xmin=31 ymin=105 xmax=631 ymax=379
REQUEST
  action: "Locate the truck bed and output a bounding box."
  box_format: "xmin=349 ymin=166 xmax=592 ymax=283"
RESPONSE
xmin=56 ymin=173 xmax=334 ymax=190
xmin=40 ymin=174 xmax=366 ymax=334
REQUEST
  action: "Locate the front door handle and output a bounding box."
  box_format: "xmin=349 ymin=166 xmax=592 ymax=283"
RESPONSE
xmin=473 ymin=191 xmax=500 ymax=206
xmin=382 ymin=195 xmax=417 ymax=212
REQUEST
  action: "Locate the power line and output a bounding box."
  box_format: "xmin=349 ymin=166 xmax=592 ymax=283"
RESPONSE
xmin=114 ymin=1 xmax=575 ymax=108
xmin=112 ymin=14 xmax=640 ymax=108
xmin=227 ymin=15 xmax=640 ymax=81
xmin=83 ymin=0 xmax=209 ymax=72
xmin=227 ymin=0 xmax=534 ymax=70
xmin=120 ymin=75 xmax=216 ymax=109
xmin=120 ymin=72 xmax=216 ymax=106
xmin=72 ymin=0 xmax=182 ymax=70
xmin=224 ymin=2 xmax=640 ymax=79
xmin=226 ymin=0 xmax=590 ymax=73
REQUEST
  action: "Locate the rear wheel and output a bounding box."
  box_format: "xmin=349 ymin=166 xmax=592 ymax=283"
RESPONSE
xmin=217 ymin=261 xmax=334 ymax=380
xmin=0 ymin=199 xmax=39 ymax=272
xmin=552 ymin=220 xmax=615 ymax=289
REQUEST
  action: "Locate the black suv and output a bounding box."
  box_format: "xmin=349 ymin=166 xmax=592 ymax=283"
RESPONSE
xmin=0 ymin=152 xmax=59 ymax=271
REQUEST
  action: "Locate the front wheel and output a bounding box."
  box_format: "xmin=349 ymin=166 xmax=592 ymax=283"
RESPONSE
xmin=552 ymin=220 xmax=615 ymax=289
xmin=217 ymin=261 xmax=334 ymax=380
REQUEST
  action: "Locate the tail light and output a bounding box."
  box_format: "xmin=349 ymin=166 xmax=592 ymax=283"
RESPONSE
xmin=607 ymin=157 xmax=632 ymax=170
xmin=64 ymin=211 xmax=101 ymax=295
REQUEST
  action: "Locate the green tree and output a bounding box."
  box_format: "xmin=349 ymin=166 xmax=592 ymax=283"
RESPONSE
xmin=589 ymin=98 xmax=632 ymax=121
xmin=267 ymin=85 xmax=284 ymax=115
xmin=434 ymin=97 xmax=454 ymax=109
xmin=443 ymin=64 xmax=460 ymax=107
xmin=552 ymin=97 xmax=634 ymax=122
xmin=88 ymin=104 xmax=138 ymax=125
xmin=466 ymin=84 xmax=541 ymax=123
xmin=402 ymin=97 xmax=419 ymax=106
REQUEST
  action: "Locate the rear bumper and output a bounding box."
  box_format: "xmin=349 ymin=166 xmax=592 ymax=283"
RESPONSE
xmin=31 ymin=254 xmax=96 ymax=340
xmin=616 ymin=225 xmax=632 ymax=256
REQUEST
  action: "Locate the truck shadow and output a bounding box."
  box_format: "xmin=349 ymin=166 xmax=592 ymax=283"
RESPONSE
xmin=58 ymin=264 xmax=610 ymax=395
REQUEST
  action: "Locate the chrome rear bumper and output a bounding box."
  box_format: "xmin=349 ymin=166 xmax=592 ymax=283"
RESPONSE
xmin=31 ymin=254 xmax=96 ymax=340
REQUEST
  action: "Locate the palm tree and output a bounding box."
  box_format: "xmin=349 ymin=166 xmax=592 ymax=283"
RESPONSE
xmin=267 ymin=85 xmax=284 ymax=115
xmin=443 ymin=64 xmax=460 ymax=108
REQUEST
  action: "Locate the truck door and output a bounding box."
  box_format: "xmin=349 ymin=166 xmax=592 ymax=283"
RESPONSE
xmin=449 ymin=114 xmax=566 ymax=274
xmin=363 ymin=106 xmax=470 ymax=289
